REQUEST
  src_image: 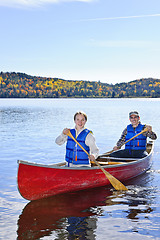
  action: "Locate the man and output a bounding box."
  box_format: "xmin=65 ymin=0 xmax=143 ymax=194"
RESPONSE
xmin=55 ymin=111 xmax=99 ymax=167
xmin=110 ymin=111 xmax=157 ymax=158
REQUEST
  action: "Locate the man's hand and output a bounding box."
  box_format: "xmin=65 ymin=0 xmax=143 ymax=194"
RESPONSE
xmin=113 ymin=146 xmax=120 ymax=151
xmin=145 ymin=125 xmax=152 ymax=132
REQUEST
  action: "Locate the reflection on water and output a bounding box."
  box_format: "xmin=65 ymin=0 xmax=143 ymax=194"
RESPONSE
xmin=17 ymin=173 xmax=157 ymax=240
xmin=17 ymin=186 xmax=109 ymax=240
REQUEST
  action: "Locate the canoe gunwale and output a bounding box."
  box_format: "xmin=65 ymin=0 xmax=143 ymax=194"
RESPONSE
xmin=17 ymin=140 xmax=154 ymax=170
xmin=17 ymin=158 xmax=142 ymax=170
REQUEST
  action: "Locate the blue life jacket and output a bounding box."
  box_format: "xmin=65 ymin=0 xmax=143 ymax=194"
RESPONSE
xmin=65 ymin=128 xmax=90 ymax=165
xmin=125 ymin=124 xmax=147 ymax=150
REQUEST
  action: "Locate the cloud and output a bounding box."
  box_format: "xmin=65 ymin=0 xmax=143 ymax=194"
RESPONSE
xmin=80 ymin=13 xmax=160 ymax=22
xmin=0 ymin=0 xmax=94 ymax=8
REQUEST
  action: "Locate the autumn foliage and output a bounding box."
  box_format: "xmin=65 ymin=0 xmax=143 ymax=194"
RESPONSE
xmin=0 ymin=72 xmax=160 ymax=98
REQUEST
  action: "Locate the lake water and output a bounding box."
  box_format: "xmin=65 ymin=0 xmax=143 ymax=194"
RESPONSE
xmin=0 ymin=98 xmax=160 ymax=240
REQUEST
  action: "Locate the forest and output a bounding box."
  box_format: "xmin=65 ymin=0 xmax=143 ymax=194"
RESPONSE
xmin=0 ymin=71 xmax=160 ymax=98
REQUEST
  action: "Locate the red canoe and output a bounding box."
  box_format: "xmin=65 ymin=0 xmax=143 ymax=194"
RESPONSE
xmin=17 ymin=141 xmax=154 ymax=201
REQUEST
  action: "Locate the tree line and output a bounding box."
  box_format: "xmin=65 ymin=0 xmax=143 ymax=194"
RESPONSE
xmin=0 ymin=71 xmax=160 ymax=98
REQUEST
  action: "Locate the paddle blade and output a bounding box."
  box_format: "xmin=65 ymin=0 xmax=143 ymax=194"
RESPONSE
xmin=94 ymin=159 xmax=128 ymax=191
xmin=103 ymin=171 xmax=128 ymax=191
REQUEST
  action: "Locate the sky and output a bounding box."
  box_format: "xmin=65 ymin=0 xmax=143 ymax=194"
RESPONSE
xmin=0 ymin=0 xmax=160 ymax=84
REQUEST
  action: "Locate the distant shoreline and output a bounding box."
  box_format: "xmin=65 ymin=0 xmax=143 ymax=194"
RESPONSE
xmin=0 ymin=72 xmax=160 ymax=98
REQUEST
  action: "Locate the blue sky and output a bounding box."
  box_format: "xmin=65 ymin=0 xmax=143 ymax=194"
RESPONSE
xmin=0 ymin=0 xmax=160 ymax=84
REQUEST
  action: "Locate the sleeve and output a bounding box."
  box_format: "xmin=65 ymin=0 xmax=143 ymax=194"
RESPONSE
xmin=116 ymin=128 xmax=127 ymax=147
xmin=142 ymin=125 xmax=157 ymax=140
xmin=85 ymin=132 xmax=99 ymax=159
xmin=55 ymin=132 xmax=68 ymax=145
xmin=146 ymin=131 xmax=157 ymax=140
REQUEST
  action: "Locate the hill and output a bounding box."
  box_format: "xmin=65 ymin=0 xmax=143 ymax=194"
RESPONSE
xmin=0 ymin=72 xmax=160 ymax=98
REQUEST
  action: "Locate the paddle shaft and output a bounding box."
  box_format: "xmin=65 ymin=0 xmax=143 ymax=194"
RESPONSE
xmin=104 ymin=127 xmax=148 ymax=155
xmin=67 ymin=130 xmax=128 ymax=191
xmin=120 ymin=127 xmax=148 ymax=148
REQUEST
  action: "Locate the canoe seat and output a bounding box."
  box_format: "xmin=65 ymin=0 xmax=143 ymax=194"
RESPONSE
xmin=91 ymin=161 xmax=126 ymax=166
xmin=97 ymin=156 xmax=138 ymax=162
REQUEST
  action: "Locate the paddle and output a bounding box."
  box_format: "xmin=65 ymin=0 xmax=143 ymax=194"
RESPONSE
xmin=66 ymin=130 xmax=128 ymax=191
xmin=102 ymin=127 xmax=148 ymax=156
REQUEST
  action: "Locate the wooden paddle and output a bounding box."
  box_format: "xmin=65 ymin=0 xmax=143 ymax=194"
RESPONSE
xmin=66 ymin=130 xmax=128 ymax=191
xmin=102 ymin=127 xmax=148 ymax=156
